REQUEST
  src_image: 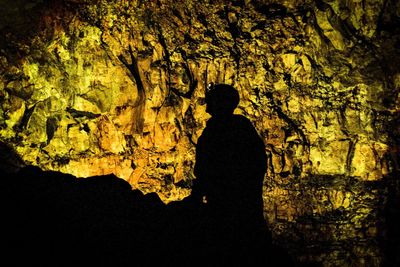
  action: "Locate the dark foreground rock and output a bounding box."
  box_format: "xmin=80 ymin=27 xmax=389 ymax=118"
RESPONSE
xmin=1 ymin=166 xmax=295 ymax=267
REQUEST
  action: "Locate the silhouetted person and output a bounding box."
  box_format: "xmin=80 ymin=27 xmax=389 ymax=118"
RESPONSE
xmin=191 ymin=83 xmax=269 ymax=265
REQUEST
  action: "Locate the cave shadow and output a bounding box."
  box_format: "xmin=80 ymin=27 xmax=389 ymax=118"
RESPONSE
xmin=381 ymin=171 xmax=400 ymax=267
xmin=380 ymin=112 xmax=400 ymax=267
xmin=1 ymin=165 xmax=167 ymax=266
xmin=1 ymin=165 xmax=295 ymax=266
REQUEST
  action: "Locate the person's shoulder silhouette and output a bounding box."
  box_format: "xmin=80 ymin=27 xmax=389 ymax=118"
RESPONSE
xmin=189 ymin=83 xmax=270 ymax=264
xmin=192 ymin=83 xmax=267 ymax=216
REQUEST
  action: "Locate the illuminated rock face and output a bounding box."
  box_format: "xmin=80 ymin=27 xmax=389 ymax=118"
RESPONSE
xmin=1 ymin=0 xmax=399 ymax=265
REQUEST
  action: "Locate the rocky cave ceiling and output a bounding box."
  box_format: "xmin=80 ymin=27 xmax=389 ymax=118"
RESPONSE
xmin=1 ymin=0 xmax=399 ymax=265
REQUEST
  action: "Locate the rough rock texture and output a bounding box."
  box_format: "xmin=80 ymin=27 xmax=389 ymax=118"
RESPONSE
xmin=1 ymin=0 xmax=399 ymax=266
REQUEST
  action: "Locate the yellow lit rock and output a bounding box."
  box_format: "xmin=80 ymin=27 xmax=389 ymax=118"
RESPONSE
xmin=310 ymin=140 xmax=349 ymax=175
xmin=0 ymin=0 xmax=399 ymax=265
xmin=315 ymin=8 xmax=347 ymax=51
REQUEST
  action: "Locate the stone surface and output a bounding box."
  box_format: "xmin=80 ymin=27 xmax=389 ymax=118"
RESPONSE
xmin=1 ymin=0 xmax=399 ymax=266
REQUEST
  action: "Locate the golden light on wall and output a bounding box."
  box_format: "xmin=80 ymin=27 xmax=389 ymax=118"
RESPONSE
xmin=1 ymin=0 xmax=399 ymax=266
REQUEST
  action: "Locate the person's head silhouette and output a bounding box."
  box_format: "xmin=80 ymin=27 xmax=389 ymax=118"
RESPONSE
xmin=205 ymin=84 xmax=240 ymax=117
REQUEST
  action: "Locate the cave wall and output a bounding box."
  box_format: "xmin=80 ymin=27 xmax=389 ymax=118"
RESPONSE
xmin=1 ymin=0 xmax=399 ymax=266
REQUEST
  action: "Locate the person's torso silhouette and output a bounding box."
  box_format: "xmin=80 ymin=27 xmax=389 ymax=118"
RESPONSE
xmin=191 ymin=84 xmax=269 ymax=264
xmin=194 ymin=114 xmax=266 ymax=216
xmin=193 ymin=84 xmax=267 ymax=218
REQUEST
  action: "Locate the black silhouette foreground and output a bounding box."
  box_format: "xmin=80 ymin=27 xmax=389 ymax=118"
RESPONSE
xmin=188 ymin=83 xmax=273 ymax=265
xmin=1 ymin=165 xmax=296 ymax=266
